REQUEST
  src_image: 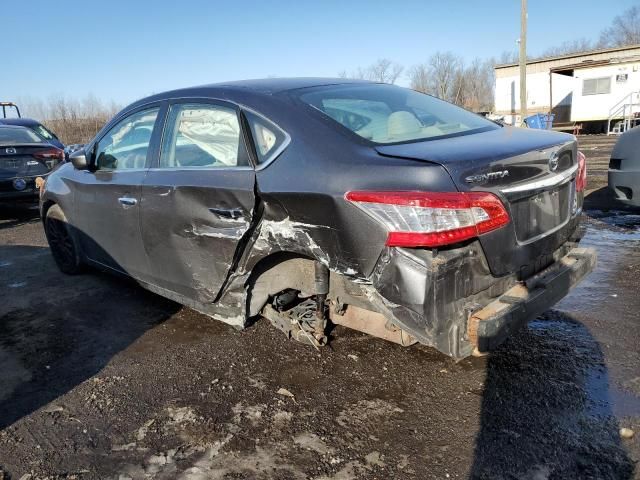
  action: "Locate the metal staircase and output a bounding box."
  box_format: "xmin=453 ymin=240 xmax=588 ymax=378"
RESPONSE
xmin=607 ymin=91 xmax=640 ymax=135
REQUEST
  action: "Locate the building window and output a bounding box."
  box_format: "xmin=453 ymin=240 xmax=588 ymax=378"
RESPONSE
xmin=582 ymin=77 xmax=612 ymax=96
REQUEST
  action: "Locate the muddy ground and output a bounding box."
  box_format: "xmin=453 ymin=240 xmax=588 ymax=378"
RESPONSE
xmin=0 ymin=136 xmax=639 ymax=479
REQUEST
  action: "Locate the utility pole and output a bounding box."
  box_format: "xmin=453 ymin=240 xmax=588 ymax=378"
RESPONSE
xmin=519 ymin=0 xmax=528 ymax=126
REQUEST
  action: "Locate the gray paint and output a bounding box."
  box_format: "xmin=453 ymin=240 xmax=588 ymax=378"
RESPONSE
xmin=609 ymin=126 xmax=640 ymax=206
xmin=41 ymin=78 xmax=591 ymax=358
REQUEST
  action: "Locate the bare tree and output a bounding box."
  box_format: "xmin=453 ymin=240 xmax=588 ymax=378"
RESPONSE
xmin=498 ymin=50 xmax=519 ymax=64
xmin=408 ymin=53 xmax=494 ymax=111
xmin=427 ymin=52 xmax=463 ymax=102
xmin=367 ymin=58 xmax=404 ymax=84
xmin=408 ymin=64 xmax=430 ymax=93
xmin=541 ymin=38 xmax=593 ymax=58
xmin=599 ymin=5 xmax=640 ymax=47
xmin=463 ymin=59 xmax=495 ymax=111
xmin=10 ymin=94 xmax=121 ymax=145
xmin=340 ymin=58 xmax=404 ymax=84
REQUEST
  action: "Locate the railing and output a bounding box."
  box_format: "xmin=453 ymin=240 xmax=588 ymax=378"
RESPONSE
xmin=607 ymin=91 xmax=640 ymax=135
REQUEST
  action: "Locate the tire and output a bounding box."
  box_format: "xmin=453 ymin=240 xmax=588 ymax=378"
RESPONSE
xmin=44 ymin=204 xmax=84 ymax=274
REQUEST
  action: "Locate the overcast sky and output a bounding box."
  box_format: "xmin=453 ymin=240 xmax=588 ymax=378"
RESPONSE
xmin=3 ymin=0 xmax=638 ymax=106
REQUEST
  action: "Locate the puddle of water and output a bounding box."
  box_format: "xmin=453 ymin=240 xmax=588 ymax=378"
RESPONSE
xmin=0 ymin=261 xmax=11 ymax=268
xmin=586 ymin=370 xmax=640 ymax=418
xmin=558 ymin=211 xmax=640 ymax=312
xmin=7 ymin=282 xmax=27 ymax=288
xmin=587 ymin=210 xmax=640 ymax=229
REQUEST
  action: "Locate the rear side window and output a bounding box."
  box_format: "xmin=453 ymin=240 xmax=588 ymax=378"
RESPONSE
xmin=244 ymin=111 xmax=288 ymax=165
xmin=160 ymin=104 xmax=249 ymax=168
xmin=32 ymin=124 xmax=58 ymax=141
xmin=297 ymin=83 xmax=498 ymax=144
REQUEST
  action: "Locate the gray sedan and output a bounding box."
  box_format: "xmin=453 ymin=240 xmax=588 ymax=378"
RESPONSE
xmin=40 ymin=78 xmax=595 ymax=359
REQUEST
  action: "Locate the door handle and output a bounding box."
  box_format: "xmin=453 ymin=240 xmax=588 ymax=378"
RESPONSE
xmin=209 ymin=207 xmax=244 ymax=220
xmin=118 ymin=197 xmax=138 ymax=208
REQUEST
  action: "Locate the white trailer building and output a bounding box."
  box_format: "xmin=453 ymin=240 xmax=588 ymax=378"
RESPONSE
xmin=494 ymin=45 xmax=640 ymax=134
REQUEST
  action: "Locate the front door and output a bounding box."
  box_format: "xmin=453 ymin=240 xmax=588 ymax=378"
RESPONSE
xmin=73 ymin=106 xmax=162 ymax=277
xmin=140 ymin=101 xmax=256 ymax=303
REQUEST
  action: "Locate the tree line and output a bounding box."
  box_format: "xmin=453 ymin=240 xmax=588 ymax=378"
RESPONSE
xmin=339 ymin=55 xmax=495 ymax=112
xmin=16 ymin=94 xmax=122 ymax=145
xmin=340 ymin=5 xmax=640 ymax=113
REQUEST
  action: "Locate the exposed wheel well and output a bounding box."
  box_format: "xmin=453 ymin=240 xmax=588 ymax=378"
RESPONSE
xmin=40 ymin=200 xmax=56 ymax=223
xmin=245 ymin=253 xmax=317 ymax=318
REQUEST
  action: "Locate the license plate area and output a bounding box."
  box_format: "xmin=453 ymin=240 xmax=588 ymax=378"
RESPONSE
xmin=0 ymin=157 xmax=23 ymax=170
xmin=511 ymin=182 xmax=572 ymax=243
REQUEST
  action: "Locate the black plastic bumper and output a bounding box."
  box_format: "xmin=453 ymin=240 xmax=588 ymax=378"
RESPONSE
xmin=0 ymin=176 xmax=41 ymax=201
xmin=468 ymin=247 xmax=596 ymax=353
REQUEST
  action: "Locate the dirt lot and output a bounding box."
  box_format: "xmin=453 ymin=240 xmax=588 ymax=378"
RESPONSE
xmin=0 ymin=136 xmax=639 ymax=479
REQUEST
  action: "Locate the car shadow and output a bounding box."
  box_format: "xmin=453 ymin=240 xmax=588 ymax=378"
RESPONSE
xmin=0 ymin=203 xmax=40 ymax=230
xmin=469 ymin=311 xmax=635 ymax=479
xmin=584 ymin=186 xmax=640 ymax=215
xmin=0 ymin=244 xmax=181 ymax=431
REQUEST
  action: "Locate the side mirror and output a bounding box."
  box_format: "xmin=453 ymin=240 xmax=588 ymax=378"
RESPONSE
xmin=69 ymin=149 xmax=89 ymax=170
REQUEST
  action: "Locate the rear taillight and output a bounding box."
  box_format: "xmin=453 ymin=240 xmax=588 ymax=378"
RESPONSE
xmin=576 ymin=151 xmax=587 ymax=192
xmin=33 ymin=147 xmax=64 ymax=169
xmin=345 ymin=191 xmax=510 ymax=248
xmin=33 ymin=147 xmax=64 ymax=161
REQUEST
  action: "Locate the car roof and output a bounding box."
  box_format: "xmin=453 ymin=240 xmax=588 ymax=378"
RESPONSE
xmin=127 ymin=77 xmax=377 ymax=111
xmin=0 ymin=124 xmax=32 ymax=130
xmin=203 ymin=77 xmax=373 ymax=94
xmin=0 ymin=117 xmax=40 ymax=127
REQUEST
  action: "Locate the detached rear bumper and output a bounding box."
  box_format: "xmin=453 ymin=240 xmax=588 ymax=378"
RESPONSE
xmin=468 ymin=247 xmax=596 ymax=353
xmin=369 ymin=239 xmax=595 ymax=359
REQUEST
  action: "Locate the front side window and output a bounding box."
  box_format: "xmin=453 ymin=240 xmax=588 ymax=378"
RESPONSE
xmin=95 ymin=108 xmax=159 ymax=170
xmin=583 ymin=77 xmax=612 ymax=96
xmin=160 ymin=104 xmax=247 ymax=168
xmin=296 ymin=83 xmax=498 ymax=144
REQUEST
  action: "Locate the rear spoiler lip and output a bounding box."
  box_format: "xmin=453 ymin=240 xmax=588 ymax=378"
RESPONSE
xmin=0 ymin=143 xmax=51 ymax=148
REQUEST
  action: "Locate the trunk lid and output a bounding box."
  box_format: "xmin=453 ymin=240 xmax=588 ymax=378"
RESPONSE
xmin=375 ymin=127 xmax=581 ymax=278
xmin=0 ymin=144 xmax=55 ymax=179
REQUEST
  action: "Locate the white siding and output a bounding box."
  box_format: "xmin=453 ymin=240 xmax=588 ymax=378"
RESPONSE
xmin=571 ymin=63 xmax=640 ymax=121
xmin=494 ymin=72 xmax=573 ymax=125
xmin=494 ymin=62 xmax=640 ymax=124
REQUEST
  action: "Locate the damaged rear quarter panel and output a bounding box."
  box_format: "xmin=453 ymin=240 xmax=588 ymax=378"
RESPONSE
xmin=246 ymin=106 xmax=460 ymax=279
xmin=212 ymin=99 xmax=461 ymax=326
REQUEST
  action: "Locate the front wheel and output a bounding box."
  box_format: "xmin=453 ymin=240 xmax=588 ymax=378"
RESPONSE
xmin=44 ymin=204 xmax=84 ymax=274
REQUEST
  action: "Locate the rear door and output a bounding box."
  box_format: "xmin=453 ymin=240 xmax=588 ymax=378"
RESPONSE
xmin=73 ymin=105 xmax=163 ymax=277
xmin=139 ymin=100 xmax=256 ymax=303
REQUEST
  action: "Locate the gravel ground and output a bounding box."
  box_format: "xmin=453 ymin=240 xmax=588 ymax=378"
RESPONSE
xmin=0 ymin=142 xmax=638 ymax=479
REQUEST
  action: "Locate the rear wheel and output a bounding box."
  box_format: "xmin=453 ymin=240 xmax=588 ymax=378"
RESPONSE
xmin=45 ymin=204 xmax=84 ymax=274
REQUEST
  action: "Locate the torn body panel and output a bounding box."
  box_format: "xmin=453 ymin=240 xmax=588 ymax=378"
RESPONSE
xmin=139 ymin=169 xmax=256 ymax=303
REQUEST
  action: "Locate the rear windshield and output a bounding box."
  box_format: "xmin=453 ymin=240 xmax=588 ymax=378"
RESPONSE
xmin=297 ymin=83 xmax=498 ymax=144
xmin=0 ymin=127 xmax=44 ymax=144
